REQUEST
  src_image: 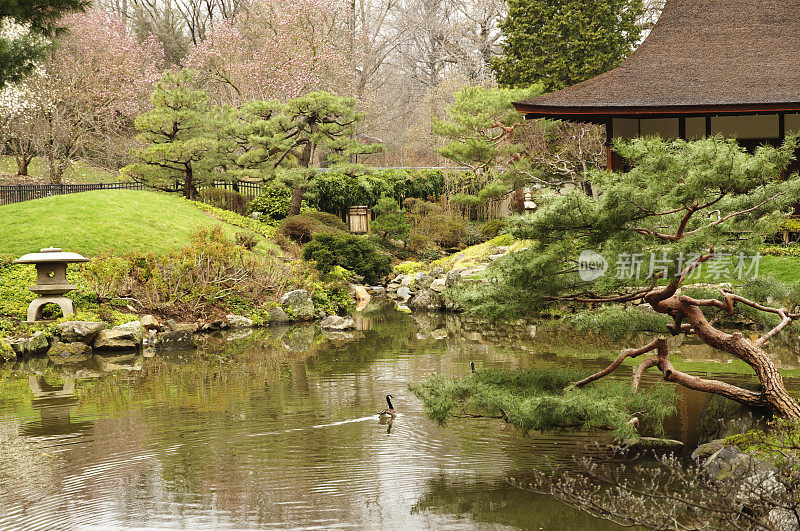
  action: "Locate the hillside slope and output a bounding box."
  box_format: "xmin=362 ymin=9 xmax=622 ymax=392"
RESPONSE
xmin=0 ymin=190 xmax=263 ymax=256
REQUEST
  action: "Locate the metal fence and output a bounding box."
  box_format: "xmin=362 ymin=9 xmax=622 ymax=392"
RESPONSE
xmin=0 ymin=182 xmax=145 ymax=206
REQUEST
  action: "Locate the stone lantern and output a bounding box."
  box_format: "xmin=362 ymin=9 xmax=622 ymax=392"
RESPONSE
xmin=13 ymin=247 xmax=89 ymax=323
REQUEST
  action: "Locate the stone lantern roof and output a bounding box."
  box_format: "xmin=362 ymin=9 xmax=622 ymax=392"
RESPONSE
xmin=13 ymin=247 xmax=90 ymax=264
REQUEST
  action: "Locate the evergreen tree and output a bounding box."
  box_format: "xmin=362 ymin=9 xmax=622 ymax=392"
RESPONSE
xmin=433 ymin=85 xmax=540 ymax=211
xmin=122 ymin=70 xmax=217 ymax=200
xmin=0 ymin=0 xmax=89 ymax=88
xmin=371 ymin=196 xmax=410 ymax=242
xmin=237 ymin=91 xmax=382 ymax=215
xmin=492 ymin=0 xmax=643 ymax=92
xmin=454 ymin=136 xmax=800 ymax=419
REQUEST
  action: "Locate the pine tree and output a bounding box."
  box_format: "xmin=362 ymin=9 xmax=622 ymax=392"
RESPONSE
xmin=456 ymin=136 xmax=800 ymax=419
xmin=122 ymin=70 xmax=217 ymax=200
xmin=237 ymin=91 xmax=382 ymax=215
xmin=433 ymin=85 xmax=540 ymax=211
xmin=0 ymin=0 xmax=89 ymax=88
xmin=492 ymin=0 xmax=643 ymax=92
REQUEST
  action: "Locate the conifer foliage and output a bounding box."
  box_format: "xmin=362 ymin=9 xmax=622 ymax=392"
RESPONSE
xmin=0 ymin=0 xmax=89 ymax=88
xmin=492 ymin=0 xmax=643 ymax=92
xmin=454 ymin=136 xmax=800 ymax=419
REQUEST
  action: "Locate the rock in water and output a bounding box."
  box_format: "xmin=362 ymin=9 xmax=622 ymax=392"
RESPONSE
xmin=280 ymin=289 xmax=315 ymax=321
xmin=353 ymin=285 xmax=371 ymax=302
xmin=320 ymin=315 xmax=356 ymax=331
xmin=4 ymin=331 xmax=51 ymax=357
xmin=47 ymin=341 xmax=92 ymax=364
xmin=154 ymin=330 xmax=197 ymax=351
xmin=140 ymin=315 xmax=160 ymax=330
xmin=57 ymin=321 xmax=108 ymax=343
xmin=94 ymin=321 xmax=143 ymax=350
xmin=268 ymin=306 xmax=290 ymax=324
xmin=226 ymin=314 xmax=254 ymax=328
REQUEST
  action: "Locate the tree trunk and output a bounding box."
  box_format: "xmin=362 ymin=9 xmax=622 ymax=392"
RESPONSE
xmin=15 ymin=155 xmax=30 ymax=176
xmin=185 ymin=162 xmax=196 ymax=200
xmin=289 ymin=186 xmax=304 ymax=216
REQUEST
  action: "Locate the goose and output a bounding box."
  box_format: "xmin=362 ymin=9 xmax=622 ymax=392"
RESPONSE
xmin=470 ymin=361 xmax=475 ymax=373
xmin=379 ymin=394 xmax=396 ymax=420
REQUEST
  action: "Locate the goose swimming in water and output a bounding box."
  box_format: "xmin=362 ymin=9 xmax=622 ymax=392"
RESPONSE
xmin=379 ymin=394 xmax=396 ymax=420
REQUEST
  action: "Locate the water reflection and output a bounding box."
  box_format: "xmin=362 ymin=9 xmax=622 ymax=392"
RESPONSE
xmin=0 ymin=302 xmax=797 ymax=529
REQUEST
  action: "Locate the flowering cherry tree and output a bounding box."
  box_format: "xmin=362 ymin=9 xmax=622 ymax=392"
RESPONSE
xmin=184 ymin=0 xmax=350 ymax=105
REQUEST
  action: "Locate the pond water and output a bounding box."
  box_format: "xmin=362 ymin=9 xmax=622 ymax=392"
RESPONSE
xmin=1 ymin=301 xmax=799 ymax=530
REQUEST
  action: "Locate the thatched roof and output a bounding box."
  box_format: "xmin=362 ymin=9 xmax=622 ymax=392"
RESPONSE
xmin=514 ymin=0 xmax=800 ymax=121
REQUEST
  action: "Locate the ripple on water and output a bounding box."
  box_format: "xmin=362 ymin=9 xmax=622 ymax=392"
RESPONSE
xmin=3 ymin=307 xmax=780 ymax=529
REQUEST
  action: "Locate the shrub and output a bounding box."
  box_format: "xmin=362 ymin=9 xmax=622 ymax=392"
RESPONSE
xmin=303 ymin=233 xmax=392 ymax=284
xmin=761 ymin=245 xmax=800 ymax=257
xmin=198 ymin=187 xmax=249 ymax=215
xmin=305 ymin=211 xmax=348 ymax=231
xmin=371 ymin=196 xmax=410 ymax=241
xmin=277 ymin=215 xmax=345 ymax=244
xmin=235 ymin=231 xmax=258 ymax=250
xmin=480 ymin=218 xmax=507 ymax=240
xmin=403 ymin=199 xmax=467 ymax=249
xmin=409 ymin=367 xmax=676 ymax=442
xmin=187 ymin=199 xmax=274 ymax=238
xmin=250 ymin=184 xmax=292 ymax=222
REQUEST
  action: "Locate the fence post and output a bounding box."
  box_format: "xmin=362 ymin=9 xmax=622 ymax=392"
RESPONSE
xmin=16 ymin=184 xmax=21 ymax=204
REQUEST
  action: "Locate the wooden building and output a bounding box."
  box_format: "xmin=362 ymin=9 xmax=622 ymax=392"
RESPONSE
xmin=513 ymin=0 xmax=800 ymax=171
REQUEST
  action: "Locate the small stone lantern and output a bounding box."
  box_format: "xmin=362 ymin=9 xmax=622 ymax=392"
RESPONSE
xmin=13 ymin=247 xmax=89 ymax=323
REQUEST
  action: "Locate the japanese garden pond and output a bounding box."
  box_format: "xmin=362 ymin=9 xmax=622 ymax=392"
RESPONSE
xmin=1 ymin=301 xmax=799 ymax=530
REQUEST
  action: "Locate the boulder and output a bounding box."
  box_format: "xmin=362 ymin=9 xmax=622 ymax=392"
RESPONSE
xmin=57 ymin=321 xmax=107 ymax=343
xmin=445 ymin=269 xmax=464 ymax=287
xmin=393 ymin=274 xmax=406 ymax=284
xmin=140 ymin=314 xmax=160 ymax=330
xmin=280 ymin=289 xmax=315 ymax=321
xmin=226 ymin=314 xmax=254 ymax=328
xmin=429 ymin=267 xmax=445 ymax=278
xmin=353 ymin=285 xmax=371 ymax=302
xmin=4 ymin=331 xmax=51 ymax=357
xmin=94 ymin=321 xmax=143 ymax=350
xmin=0 ymin=341 xmax=16 ymax=361
xmin=268 ymin=306 xmax=291 ymax=324
xmin=697 ymin=393 xmax=770 ymax=444
xmin=415 ymin=275 xmax=434 ymax=290
xmin=703 ymin=446 xmax=775 ymax=480
xmin=320 ymin=315 xmax=356 ymax=331
xmin=430 ymin=278 xmax=447 ymax=292
xmin=409 ymin=289 xmax=443 ymax=311
xmin=154 ymin=330 xmax=197 ymax=351
xmin=370 ymin=286 xmax=386 ymax=297
xmin=691 ymin=439 xmax=726 ymax=461
xmin=767 ymin=509 xmax=800 ymax=531
xmin=396 ymin=286 xmax=413 ymax=302
xmin=400 ymin=275 xmax=415 ymax=287
xmin=47 ymin=341 xmax=92 ymax=364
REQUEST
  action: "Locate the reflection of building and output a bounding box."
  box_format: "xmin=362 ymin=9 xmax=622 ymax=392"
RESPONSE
xmin=23 ymin=375 xmax=93 ymax=438
xmin=515 ymin=0 xmax=800 ymax=173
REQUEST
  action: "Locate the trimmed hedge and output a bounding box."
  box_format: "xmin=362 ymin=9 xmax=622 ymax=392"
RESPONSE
xmin=306 ymin=168 xmax=449 ymax=213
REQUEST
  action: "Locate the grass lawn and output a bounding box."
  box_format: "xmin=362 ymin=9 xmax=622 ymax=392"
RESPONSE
xmin=0 ymin=189 xmax=266 ymax=256
xmin=0 ymin=156 xmax=119 ymax=184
